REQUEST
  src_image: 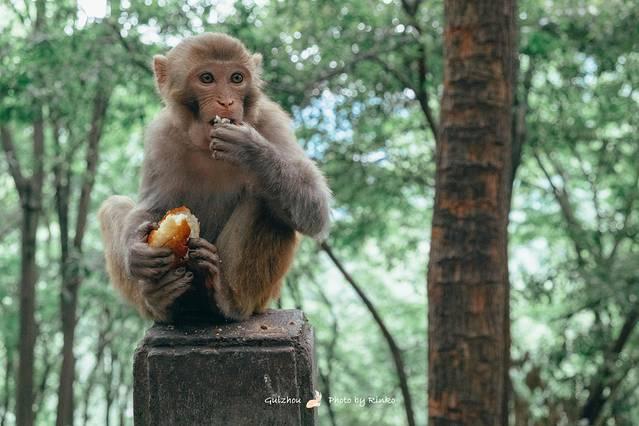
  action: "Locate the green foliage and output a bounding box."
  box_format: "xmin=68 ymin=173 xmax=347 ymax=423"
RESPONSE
xmin=0 ymin=0 xmax=637 ymax=425
xmin=511 ymin=1 xmax=639 ymax=423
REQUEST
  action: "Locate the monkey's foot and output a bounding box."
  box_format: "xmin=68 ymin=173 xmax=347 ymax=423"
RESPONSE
xmin=141 ymin=267 xmax=194 ymax=321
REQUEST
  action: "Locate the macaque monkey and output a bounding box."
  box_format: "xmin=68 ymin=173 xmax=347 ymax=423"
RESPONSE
xmin=99 ymin=33 xmax=331 ymax=322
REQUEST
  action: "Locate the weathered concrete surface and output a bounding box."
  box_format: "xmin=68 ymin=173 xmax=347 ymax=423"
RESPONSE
xmin=134 ymin=309 xmax=317 ymax=426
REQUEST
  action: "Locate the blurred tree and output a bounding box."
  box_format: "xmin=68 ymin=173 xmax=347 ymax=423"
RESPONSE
xmin=0 ymin=1 xmax=47 ymax=424
xmin=427 ymin=1 xmax=517 ymax=424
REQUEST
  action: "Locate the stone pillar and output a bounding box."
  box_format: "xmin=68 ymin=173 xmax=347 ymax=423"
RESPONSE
xmin=133 ymin=309 xmax=317 ymax=426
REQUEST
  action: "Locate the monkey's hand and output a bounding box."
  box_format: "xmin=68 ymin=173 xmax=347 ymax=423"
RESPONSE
xmin=140 ymin=267 xmax=193 ymax=321
xmin=187 ymin=237 xmax=221 ymax=290
xmin=125 ymin=221 xmax=176 ymax=282
xmin=209 ymin=122 xmax=272 ymax=166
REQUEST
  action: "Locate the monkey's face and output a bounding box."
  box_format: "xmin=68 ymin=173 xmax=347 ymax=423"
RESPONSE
xmin=187 ymin=62 xmax=252 ymax=125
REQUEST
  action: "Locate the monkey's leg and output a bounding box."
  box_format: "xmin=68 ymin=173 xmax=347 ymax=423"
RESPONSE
xmin=213 ymin=199 xmax=299 ymax=320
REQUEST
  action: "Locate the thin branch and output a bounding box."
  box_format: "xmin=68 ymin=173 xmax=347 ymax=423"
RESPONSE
xmin=580 ymin=308 xmax=639 ymax=424
xmin=608 ymin=160 xmax=639 ymax=262
xmin=369 ymin=55 xmax=438 ymax=141
xmin=511 ymin=63 xmax=534 ymax=184
xmin=5 ymin=0 xmax=28 ymax=27
xmin=534 ymin=150 xmax=589 ymax=266
xmin=52 ymin=122 xmax=70 ymax=272
xmin=568 ymin=142 xmax=604 ymax=236
xmin=400 ymin=0 xmax=424 ymax=33
xmin=414 ymin=42 xmax=438 ymax=142
xmin=415 ymin=86 xmax=439 ymax=144
xmin=311 ymin=279 xmax=339 ymax=426
xmin=0 ymin=125 xmax=27 ymax=198
xmin=106 ymin=20 xmax=153 ymax=76
xmin=320 ymin=241 xmax=416 ymax=426
xmin=74 ymin=89 xmax=111 ymax=250
xmin=308 ymin=48 xmax=387 ymax=90
xmin=33 ymin=337 xmax=53 ymax=416
xmin=592 ymin=362 xmax=635 ymax=426
xmin=301 ymin=31 xmax=415 ymax=97
xmin=399 ymin=0 xmax=438 ymax=142
xmin=370 ymin=57 xmax=415 ymax=92
xmin=31 ymin=107 xmax=45 ymax=208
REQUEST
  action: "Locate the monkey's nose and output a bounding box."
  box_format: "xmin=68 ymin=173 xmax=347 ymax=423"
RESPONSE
xmin=217 ymin=99 xmax=234 ymax=107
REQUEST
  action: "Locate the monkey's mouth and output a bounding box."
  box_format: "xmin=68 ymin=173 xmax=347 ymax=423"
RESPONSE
xmin=210 ymin=115 xmax=237 ymax=125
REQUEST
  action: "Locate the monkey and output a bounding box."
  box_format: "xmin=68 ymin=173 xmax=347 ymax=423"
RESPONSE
xmin=98 ymin=33 xmax=331 ymax=323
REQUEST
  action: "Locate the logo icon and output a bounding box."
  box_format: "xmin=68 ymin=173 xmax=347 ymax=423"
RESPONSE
xmin=306 ymin=391 xmax=322 ymax=409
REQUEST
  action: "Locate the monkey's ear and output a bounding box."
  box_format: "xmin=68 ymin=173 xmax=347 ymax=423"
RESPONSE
xmin=252 ymin=53 xmax=263 ymax=75
xmin=153 ymin=55 xmax=169 ymax=94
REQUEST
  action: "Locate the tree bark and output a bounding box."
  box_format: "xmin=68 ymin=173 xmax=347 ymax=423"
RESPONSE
xmin=5 ymin=3 xmax=48 ymax=424
xmin=427 ymin=2 xmax=516 ymax=425
xmin=5 ymin=110 xmax=45 ymax=426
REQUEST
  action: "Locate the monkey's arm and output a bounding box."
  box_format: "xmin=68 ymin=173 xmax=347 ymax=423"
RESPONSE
xmin=99 ymin=196 xmax=189 ymax=321
xmin=211 ymin=116 xmax=331 ymax=238
xmin=98 ymin=197 xmax=155 ymax=318
xmin=251 ymin=142 xmax=330 ymax=237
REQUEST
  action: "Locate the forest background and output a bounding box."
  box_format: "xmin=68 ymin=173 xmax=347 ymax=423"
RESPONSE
xmin=0 ymin=0 xmax=638 ymax=425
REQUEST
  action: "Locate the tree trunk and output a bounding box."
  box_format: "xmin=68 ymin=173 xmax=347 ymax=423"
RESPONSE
xmin=1 ymin=346 xmax=12 ymax=426
xmin=56 ymin=275 xmax=80 ymax=426
xmin=105 ymin=348 xmax=116 ymax=426
xmin=15 ymin=165 xmax=39 ymax=426
xmin=11 ymin=3 xmax=47 ymax=424
xmin=13 ymin=111 xmax=45 ymax=426
xmin=82 ymin=308 xmax=112 ymax=426
xmin=427 ymin=2 xmax=516 ymax=425
xmin=56 ymin=90 xmax=110 ymax=426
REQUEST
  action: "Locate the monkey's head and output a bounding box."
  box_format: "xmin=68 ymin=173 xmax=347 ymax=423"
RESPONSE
xmin=153 ymin=33 xmax=263 ymax=125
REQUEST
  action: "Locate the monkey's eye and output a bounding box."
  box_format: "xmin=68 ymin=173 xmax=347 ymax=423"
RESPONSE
xmin=199 ymin=72 xmax=214 ymax=84
xmin=230 ymin=72 xmax=244 ymax=84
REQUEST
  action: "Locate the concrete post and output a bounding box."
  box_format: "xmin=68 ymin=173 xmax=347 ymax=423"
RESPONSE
xmin=133 ymin=309 xmax=317 ymax=426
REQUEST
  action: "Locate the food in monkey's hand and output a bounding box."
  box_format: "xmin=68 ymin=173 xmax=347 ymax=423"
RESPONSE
xmin=147 ymin=206 xmax=200 ymax=264
xmin=210 ymin=116 xmax=237 ymax=161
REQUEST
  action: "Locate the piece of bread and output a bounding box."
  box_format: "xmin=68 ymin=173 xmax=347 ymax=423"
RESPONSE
xmin=147 ymin=206 xmax=200 ymax=262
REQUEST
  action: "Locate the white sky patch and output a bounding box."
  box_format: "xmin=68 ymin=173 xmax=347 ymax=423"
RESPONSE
xmin=77 ymin=0 xmax=107 ymax=19
xmin=513 ymin=316 xmax=554 ymax=350
xmin=208 ymin=0 xmax=237 ymax=23
xmin=510 ymin=238 xmax=548 ymax=291
xmin=0 ymin=5 xmax=12 ymax=31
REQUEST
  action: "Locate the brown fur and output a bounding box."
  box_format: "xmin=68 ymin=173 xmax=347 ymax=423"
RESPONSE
xmin=99 ymin=33 xmax=330 ymax=322
xmin=98 ymin=196 xmax=154 ymax=319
